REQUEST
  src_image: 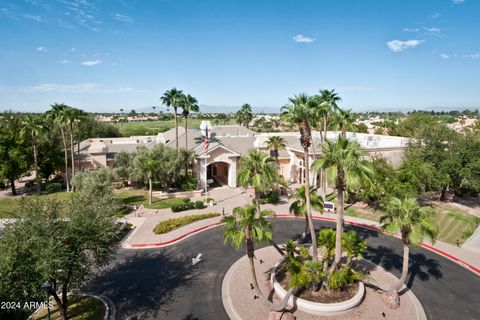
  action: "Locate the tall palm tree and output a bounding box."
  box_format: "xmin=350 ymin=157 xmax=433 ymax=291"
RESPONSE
xmin=236 ymin=103 xmax=253 ymax=128
xmin=75 ymin=109 xmax=87 ymax=171
xmin=380 ymin=197 xmax=438 ymax=292
xmin=312 ymin=136 xmax=373 ymax=269
xmin=237 ymin=150 xmax=278 ymax=215
xmin=335 ymin=108 xmax=357 ymax=138
xmin=161 ymin=88 xmax=184 ymax=150
xmin=289 ymin=186 xmax=324 ymax=239
xmin=20 ymin=115 xmax=46 ymax=194
xmin=179 ymin=94 xmax=200 ymax=150
xmin=265 ymin=136 xmax=286 ymax=164
xmin=46 ymin=104 xmax=71 ymax=192
xmin=63 ymin=107 xmax=83 ymax=187
xmin=223 ymin=204 xmax=293 ymax=311
xmin=281 ymin=93 xmax=320 ymax=261
xmin=145 ymin=158 xmax=160 ymax=205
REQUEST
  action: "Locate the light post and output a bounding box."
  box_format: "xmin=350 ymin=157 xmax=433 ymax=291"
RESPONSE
xmin=42 ymin=281 xmax=52 ymax=320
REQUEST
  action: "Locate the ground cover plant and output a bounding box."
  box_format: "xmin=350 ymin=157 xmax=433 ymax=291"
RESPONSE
xmin=153 ymin=212 xmax=220 ymax=234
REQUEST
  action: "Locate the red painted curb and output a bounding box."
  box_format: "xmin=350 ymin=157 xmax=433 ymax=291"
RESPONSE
xmin=130 ymin=222 xmax=222 ymax=248
xmin=128 ymin=214 xmax=480 ymax=276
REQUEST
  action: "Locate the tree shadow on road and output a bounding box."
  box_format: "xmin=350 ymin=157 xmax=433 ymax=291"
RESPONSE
xmin=364 ymin=245 xmax=443 ymax=290
xmin=86 ymin=250 xmax=199 ymax=319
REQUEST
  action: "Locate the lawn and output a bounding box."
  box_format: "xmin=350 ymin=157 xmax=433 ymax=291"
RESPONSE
xmin=345 ymin=203 xmax=479 ymax=246
xmin=32 ymin=295 xmax=105 ymax=320
xmin=118 ymin=118 xmax=236 ymax=136
xmin=114 ymin=189 xmax=188 ymax=209
xmin=0 ymin=192 xmax=74 ymax=218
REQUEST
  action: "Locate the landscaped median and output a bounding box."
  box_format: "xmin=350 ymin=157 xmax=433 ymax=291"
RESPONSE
xmin=153 ymin=212 xmax=220 ymax=234
xmin=31 ymin=295 xmax=105 ymax=320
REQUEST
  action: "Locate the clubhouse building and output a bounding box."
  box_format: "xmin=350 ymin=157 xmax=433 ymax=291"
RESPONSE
xmin=78 ymin=125 xmax=409 ymax=190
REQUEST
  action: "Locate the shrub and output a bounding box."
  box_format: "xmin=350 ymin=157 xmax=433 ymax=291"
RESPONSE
xmin=180 ymin=176 xmax=198 ymax=191
xmin=182 ymin=198 xmax=191 ymax=203
xmin=204 ymin=197 xmax=215 ymax=204
xmin=153 ymin=213 xmax=221 ymax=234
xmin=171 ymin=200 xmax=195 ymax=212
xmin=45 ymin=182 xmax=62 ymax=193
xmin=194 ymin=200 xmax=205 ymax=209
xmin=259 ymin=191 xmax=279 ymax=204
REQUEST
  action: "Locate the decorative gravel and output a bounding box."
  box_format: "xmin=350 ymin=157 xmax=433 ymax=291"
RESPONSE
xmin=224 ymin=246 xmax=421 ymax=320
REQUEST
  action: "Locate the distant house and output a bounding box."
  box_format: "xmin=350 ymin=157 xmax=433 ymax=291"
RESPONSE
xmin=78 ymin=125 xmax=410 ymax=190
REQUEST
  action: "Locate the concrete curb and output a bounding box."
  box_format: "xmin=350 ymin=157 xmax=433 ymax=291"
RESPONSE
xmin=221 ymin=255 xmax=245 ymax=320
xmin=78 ymin=292 xmax=116 ymax=320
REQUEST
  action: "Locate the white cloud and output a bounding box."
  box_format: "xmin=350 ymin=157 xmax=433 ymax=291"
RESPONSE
xmin=440 ymin=53 xmax=449 ymax=59
xmin=70 ymin=47 xmax=76 ymax=52
xmin=59 ymin=60 xmax=70 ymax=64
xmin=430 ymin=12 xmax=441 ymax=19
xmin=387 ymin=39 xmax=424 ymax=52
xmin=292 ymin=34 xmax=315 ymax=43
xmin=403 ymin=28 xmax=420 ymax=33
xmin=112 ymin=13 xmax=132 ymax=22
xmin=14 ymin=83 xmax=146 ymax=93
xmin=463 ymin=53 xmax=480 ymax=59
xmin=81 ymin=59 xmax=102 ymax=66
xmin=22 ymin=14 xmax=43 ymax=22
xmin=423 ymin=27 xmax=441 ymax=34
xmin=36 ymin=46 xmax=47 ymax=53
xmin=452 ymin=0 xmax=465 ymax=4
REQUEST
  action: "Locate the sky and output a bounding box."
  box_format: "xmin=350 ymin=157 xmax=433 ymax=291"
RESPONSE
xmin=0 ymin=0 xmax=479 ymax=113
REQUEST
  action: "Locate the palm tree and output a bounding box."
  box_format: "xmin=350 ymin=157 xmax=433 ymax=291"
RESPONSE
xmin=145 ymin=158 xmax=160 ymax=205
xmin=236 ymin=104 xmax=253 ymax=128
xmin=281 ymin=93 xmax=320 ymax=261
xmin=75 ymin=109 xmax=87 ymax=171
xmin=161 ymin=88 xmax=184 ymax=150
xmin=46 ymin=104 xmax=71 ymax=192
xmin=179 ymin=94 xmax=200 ymax=149
xmin=223 ymin=204 xmax=293 ymax=311
xmin=237 ymin=150 xmax=278 ymax=215
xmin=380 ymin=197 xmax=438 ymax=292
xmin=63 ymin=107 xmax=83 ymax=187
xmin=289 ymin=186 xmax=324 ymax=239
xmin=20 ymin=115 xmax=46 ymax=194
xmin=265 ymin=136 xmax=286 ymax=164
xmin=335 ymin=108 xmax=357 ymax=138
xmin=312 ymin=136 xmax=373 ymax=269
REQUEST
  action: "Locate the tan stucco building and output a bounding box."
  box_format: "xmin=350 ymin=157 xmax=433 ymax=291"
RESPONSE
xmin=78 ymin=125 xmax=410 ymax=190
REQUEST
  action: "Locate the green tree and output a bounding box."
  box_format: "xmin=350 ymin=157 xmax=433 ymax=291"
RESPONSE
xmin=289 ymin=186 xmax=324 ymax=238
xmin=237 ymin=150 xmax=278 ymax=215
xmin=313 ymin=136 xmax=373 ymax=269
xmin=20 ymin=115 xmax=46 ymax=194
xmin=281 ymin=93 xmax=320 ymax=261
xmin=112 ymin=151 xmax=133 ymax=184
xmin=235 ymin=103 xmax=253 ymax=128
xmin=179 ymin=94 xmax=200 ymax=150
xmin=0 ymin=175 xmax=121 ymax=320
xmin=63 ymin=107 xmax=84 ymax=186
xmin=161 ymin=88 xmax=184 ymax=150
xmin=265 ymin=136 xmax=286 ymax=164
xmin=0 ymin=113 xmax=31 ymax=195
xmin=380 ymin=197 xmax=438 ymax=291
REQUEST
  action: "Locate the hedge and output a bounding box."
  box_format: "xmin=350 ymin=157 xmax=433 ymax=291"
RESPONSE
xmin=153 ymin=213 xmax=221 ymax=234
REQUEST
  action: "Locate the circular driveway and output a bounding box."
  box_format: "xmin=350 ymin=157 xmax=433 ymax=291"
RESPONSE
xmin=89 ymin=219 xmax=480 ymax=320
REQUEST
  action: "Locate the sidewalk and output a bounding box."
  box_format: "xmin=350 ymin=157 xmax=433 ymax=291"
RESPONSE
xmin=121 ymin=191 xmax=480 ymax=275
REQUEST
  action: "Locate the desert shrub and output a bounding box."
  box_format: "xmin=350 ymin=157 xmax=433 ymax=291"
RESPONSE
xmin=153 ymin=213 xmax=220 ymax=234
xmin=171 ymin=199 xmax=195 ymax=212
xmin=328 ymin=266 xmax=364 ymax=290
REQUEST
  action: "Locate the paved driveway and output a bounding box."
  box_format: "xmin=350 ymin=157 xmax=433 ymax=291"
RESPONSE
xmin=89 ymin=219 xmax=480 ymax=320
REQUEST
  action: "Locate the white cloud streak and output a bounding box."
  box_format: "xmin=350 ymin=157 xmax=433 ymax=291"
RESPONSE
xmin=292 ymin=34 xmax=315 ymax=43
xmin=452 ymin=0 xmax=465 ymax=4
xmin=440 ymin=53 xmax=449 ymax=59
xmin=36 ymin=46 xmax=47 ymax=52
xmin=13 ymin=83 xmax=146 ymax=93
xmin=463 ymin=53 xmax=480 ymax=59
xmin=387 ymin=39 xmax=424 ymax=52
xmin=112 ymin=13 xmax=132 ymax=22
xmin=81 ymin=59 xmax=102 ymax=66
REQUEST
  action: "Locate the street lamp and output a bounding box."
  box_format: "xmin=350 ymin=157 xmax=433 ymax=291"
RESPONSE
xmin=42 ymin=281 xmax=52 ymax=320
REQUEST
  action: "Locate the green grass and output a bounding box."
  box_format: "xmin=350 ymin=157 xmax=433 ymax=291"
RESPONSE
xmin=345 ymin=203 xmax=479 ymax=246
xmin=119 ymin=119 xmax=236 ymax=136
xmin=153 ymin=212 xmax=220 ymax=234
xmin=0 ymin=191 xmax=74 ymax=218
xmin=114 ymin=189 xmax=187 ymax=209
xmin=32 ymin=295 xmax=105 ymax=320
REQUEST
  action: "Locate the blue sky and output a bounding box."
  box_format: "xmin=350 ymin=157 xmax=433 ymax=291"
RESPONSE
xmin=0 ymin=0 xmax=479 ymax=113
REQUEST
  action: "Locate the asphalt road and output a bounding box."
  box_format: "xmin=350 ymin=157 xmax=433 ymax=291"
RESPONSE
xmin=89 ymin=219 xmax=480 ymax=320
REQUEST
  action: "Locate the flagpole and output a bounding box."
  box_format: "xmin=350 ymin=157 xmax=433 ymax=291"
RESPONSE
xmin=204 ymin=124 xmax=208 ymax=200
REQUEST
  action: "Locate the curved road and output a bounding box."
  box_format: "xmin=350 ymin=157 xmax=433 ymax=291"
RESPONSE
xmin=89 ymin=219 xmax=480 ymax=320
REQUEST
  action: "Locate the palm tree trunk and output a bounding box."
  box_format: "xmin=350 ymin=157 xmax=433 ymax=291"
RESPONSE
xmin=51 ymin=292 xmax=67 ymax=320
xmin=174 ymin=107 xmax=178 ymax=150
xmin=393 ymin=243 xmax=410 ymax=291
xmin=302 ymin=213 xmax=309 ymax=239
xmin=323 ymin=114 xmax=328 ymax=201
xmin=77 ymin=127 xmax=81 ymax=171
xmin=33 ymin=142 xmax=40 ymax=195
xmin=333 ymin=186 xmax=344 ymax=267
xmin=10 ymin=178 xmax=16 ymax=196
xmin=254 ymin=190 xmax=261 ymax=219
xmin=61 ymin=128 xmax=70 ymax=192
xmin=148 ymin=177 xmax=153 ymax=205
xmin=185 ymin=116 xmax=188 ymax=149
xmin=304 ymin=148 xmax=319 ymax=262
xmin=69 ymin=124 xmax=75 ymax=191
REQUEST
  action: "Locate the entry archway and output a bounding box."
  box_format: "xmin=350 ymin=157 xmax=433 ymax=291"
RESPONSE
xmin=207 ymin=161 xmax=229 ymax=187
